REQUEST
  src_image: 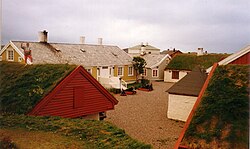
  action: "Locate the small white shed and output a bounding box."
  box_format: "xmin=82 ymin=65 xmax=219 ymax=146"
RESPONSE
xmin=166 ymin=67 xmax=207 ymax=122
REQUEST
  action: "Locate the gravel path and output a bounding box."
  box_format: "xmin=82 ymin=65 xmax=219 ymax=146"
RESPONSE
xmin=106 ymin=81 xmax=185 ymax=149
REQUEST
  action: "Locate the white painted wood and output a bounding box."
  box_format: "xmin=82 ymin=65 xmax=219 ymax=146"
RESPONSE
xmin=167 ymin=94 xmax=197 ymax=122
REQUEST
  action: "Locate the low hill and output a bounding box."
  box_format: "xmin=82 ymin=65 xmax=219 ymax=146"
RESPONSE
xmin=0 ymin=114 xmax=151 ymax=148
xmin=181 ymin=65 xmax=249 ymax=148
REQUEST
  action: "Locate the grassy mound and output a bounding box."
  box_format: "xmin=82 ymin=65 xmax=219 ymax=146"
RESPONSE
xmin=182 ymin=65 xmax=249 ymax=148
xmin=0 ymin=114 xmax=151 ymax=149
xmin=0 ymin=62 xmax=76 ymax=114
xmin=166 ymin=54 xmax=228 ymax=70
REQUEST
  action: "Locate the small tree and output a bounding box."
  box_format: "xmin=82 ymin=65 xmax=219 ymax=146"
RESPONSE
xmin=132 ymin=57 xmax=147 ymax=82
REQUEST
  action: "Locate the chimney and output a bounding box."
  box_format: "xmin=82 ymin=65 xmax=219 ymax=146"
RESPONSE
xmin=197 ymin=48 xmax=204 ymax=56
xmin=38 ymin=30 xmax=48 ymax=43
xmin=145 ymin=42 xmax=148 ymax=46
xmin=98 ymin=38 xmax=103 ymax=45
xmin=140 ymin=42 xmax=144 ymax=46
xmin=80 ymin=36 xmax=85 ymax=44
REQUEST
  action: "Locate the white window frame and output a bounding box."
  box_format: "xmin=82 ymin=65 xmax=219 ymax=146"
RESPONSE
xmin=7 ymin=50 xmax=14 ymax=61
xmin=117 ymin=66 xmax=124 ymax=76
xmin=128 ymin=66 xmax=133 ymax=76
xmin=152 ymin=69 xmax=158 ymax=77
xmin=97 ymin=68 xmax=100 ymax=77
xmin=85 ymin=68 xmax=92 ymax=74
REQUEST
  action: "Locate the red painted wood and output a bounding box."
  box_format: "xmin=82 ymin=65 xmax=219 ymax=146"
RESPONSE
xmin=230 ymin=52 xmax=250 ymax=64
xmin=28 ymin=66 xmax=118 ymax=118
xmin=173 ymin=63 xmax=218 ymax=149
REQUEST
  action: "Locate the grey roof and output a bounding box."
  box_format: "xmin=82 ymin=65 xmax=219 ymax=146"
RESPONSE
xmin=12 ymin=41 xmax=132 ymax=66
xmin=128 ymin=44 xmax=160 ymax=51
xmin=166 ymin=67 xmax=207 ymax=96
xmin=129 ymin=53 xmax=168 ymax=68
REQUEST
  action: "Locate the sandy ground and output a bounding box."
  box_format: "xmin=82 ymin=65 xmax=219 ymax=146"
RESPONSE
xmin=106 ymin=81 xmax=185 ymax=149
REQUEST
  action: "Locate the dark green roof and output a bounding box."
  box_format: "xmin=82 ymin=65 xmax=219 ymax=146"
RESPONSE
xmin=166 ymin=54 xmax=229 ymax=70
xmin=0 ymin=62 xmax=76 ymax=114
xmin=167 ymin=67 xmax=207 ymax=96
xmin=183 ymin=65 xmax=249 ymax=148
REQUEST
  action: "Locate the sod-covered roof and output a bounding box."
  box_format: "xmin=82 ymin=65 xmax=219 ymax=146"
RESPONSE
xmin=165 ymin=54 xmax=229 ymax=70
xmin=182 ymin=65 xmax=249 ymax=148
xmin=0 ymin=62 xmax=76 ymax=114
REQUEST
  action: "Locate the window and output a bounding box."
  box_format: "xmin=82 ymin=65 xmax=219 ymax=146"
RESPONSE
xmin=172 ymin=71 xmax=179 ymax=79
xmin=117 ymin=67 xmax=123 ymax=76
xmin=152 ymin=69 xmax=158 ymax=77
xmin=85 ymin=68 xmax=92 ymax=74
xmin=97 ymin=68 xmax=100 ymax=76
xmin=18 ymin=57 xmax=22 ymax=62
xmin=74 ymin=87 xmax=85 ymax=109
xmin=7 ymin=50 xmax=14 ymax=61
xmin=0 ymin=56 xmax=2 ymax=61
xmin=143 ymin=68 xmax=147 ymax=76
xmin=128 ymin=66 xmax=133 ymax=76
xmin=109 ymin=67 xmax=112 ymax=75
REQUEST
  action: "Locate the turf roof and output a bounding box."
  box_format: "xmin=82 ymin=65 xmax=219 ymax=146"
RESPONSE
xmin=182 ymin=65 xmax=249 ymax=148
xmin=0 ymin=62 xmax=76 ymax=114
xmin=166 ymin=54 xmax=229 ymax=70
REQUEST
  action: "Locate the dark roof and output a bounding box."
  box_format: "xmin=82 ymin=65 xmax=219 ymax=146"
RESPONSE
xmin=165 ymin=54 xmax=229 ymax=70
xmin=166 ymin=67 xmax=207 ymax=96
xmin=0 ymin=62 xmax=76 ymax=114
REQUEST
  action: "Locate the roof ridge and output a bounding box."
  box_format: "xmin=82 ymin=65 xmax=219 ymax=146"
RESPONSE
xmin=12 ymin=40 xmax=119 ymax=47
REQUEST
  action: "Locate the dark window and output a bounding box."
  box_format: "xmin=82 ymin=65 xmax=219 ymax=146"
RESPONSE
xmin=172 ymin=71 xmax=179 ymax=79
xmin=74 ymin=87 xmax=85 ymax=108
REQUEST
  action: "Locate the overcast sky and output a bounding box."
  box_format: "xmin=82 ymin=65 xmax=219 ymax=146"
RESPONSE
xmin=1 ymin=0 xmax=250 ymax=53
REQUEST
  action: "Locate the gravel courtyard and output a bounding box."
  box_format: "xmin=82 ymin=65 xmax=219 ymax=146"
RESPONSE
xmin=106 ymin=81 xmax=185 ymax=149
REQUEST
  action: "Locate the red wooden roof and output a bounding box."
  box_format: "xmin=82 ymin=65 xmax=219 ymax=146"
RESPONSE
xmin=28 ymin=66 xmax=118 ymax=118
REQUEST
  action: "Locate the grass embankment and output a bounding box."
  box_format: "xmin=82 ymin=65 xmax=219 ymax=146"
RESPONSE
xmin=0 ymin=114 xmax=151 ymax=149
xmin=0 ymin=62 xmax=76 ymax=114
xmin=182 ymin=65 xmax=249 ymax=148
xmin=166 ymin=54 xmax=228 ymax=70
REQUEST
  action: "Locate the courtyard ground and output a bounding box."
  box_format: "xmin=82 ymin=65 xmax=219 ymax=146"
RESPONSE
xmin=106 ymin=81 xmax=185 ymax=149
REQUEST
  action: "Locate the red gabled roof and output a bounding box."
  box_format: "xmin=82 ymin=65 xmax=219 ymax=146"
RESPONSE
xmin=28 ymin=65 xmax=118 ymax=117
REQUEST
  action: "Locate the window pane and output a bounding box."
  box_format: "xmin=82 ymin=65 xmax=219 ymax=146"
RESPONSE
xmin=118 ymin=67 xmax=123 ymax=75
xmin=172 ymin=71 xmax=179 ymax=79
xmin=153 ymin=69 xmax=158 ymax=77
xmin=8 ymin=51 xmax=14 ymax=60
xmin=128 ymin=66 xmax=133 ymax=75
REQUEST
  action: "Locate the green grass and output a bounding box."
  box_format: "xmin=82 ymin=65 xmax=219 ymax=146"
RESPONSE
xmin=166 ymin=54 xmax=229 ymax=70
xmin=184 ymin=65 xmax=249 ymax=148
xmin=0 ymin=62 xmax=76 ymax=114
xmin=0 ymin=114 xmax=151 ymax=149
